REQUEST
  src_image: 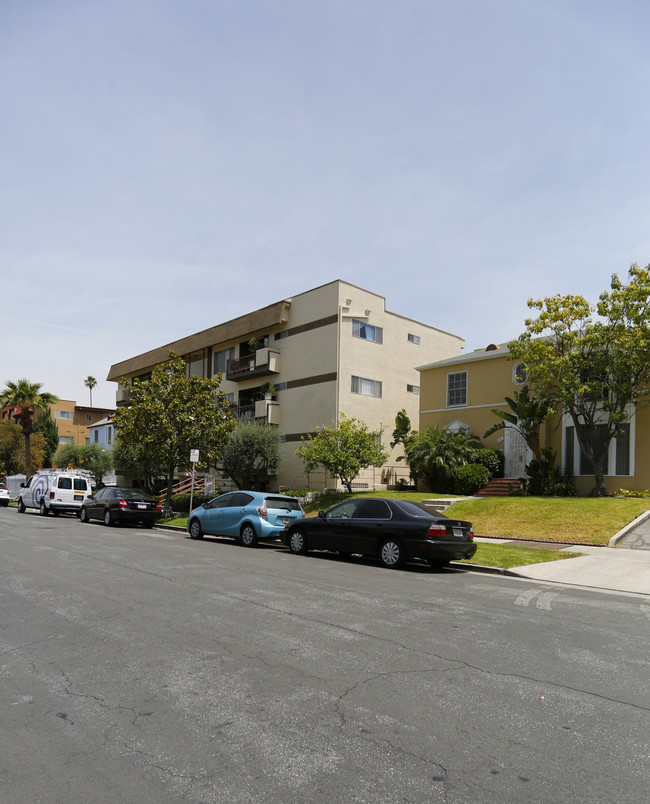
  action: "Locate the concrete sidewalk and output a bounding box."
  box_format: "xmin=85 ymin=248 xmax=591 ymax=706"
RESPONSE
xmin=473 ymin=537 xmax=650 ymax=596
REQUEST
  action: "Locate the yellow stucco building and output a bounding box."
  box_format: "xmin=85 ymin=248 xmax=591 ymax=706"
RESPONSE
xmin=418 ymin=342 xmax=649 ymax=495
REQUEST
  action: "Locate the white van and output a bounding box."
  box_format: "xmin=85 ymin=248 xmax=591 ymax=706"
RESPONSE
xmin=17 ymin=470 xmax=92 ymax=516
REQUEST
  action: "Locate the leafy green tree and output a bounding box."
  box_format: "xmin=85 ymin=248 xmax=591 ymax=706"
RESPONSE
xmin=509 ymin=264 xmax=650 ymax=496
xmin=296 ymin=415 xmax=388 ymax=493
xmin=222 ymin=421 xmax=282 ymax=490
xmin=0 ymin=379 xmax=58 ymax=479
xmin=0 ymin=419 xmax=46 ymax=476
xmin=53 ymin=443 xmax=113 ymax=488
xmin=112 ymin=437 xmax=167 ymax=495
xmin=84 ymin=376 xmax=97 ymax=406
xmin=33 ymin=408 xmax=59 ymax=468
xmin=404 ymin=426 xmax=479 ymax=492
xmin=112 ymin=353 xmax=234 ymax=511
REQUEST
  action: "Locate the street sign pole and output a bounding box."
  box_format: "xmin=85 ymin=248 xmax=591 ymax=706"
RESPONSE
xmin=189 ymin=449 xmax=200 ymax=513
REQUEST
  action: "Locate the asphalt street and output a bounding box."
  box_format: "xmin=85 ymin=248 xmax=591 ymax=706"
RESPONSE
xmin=1 ymin=508 xmax=649 ymax=803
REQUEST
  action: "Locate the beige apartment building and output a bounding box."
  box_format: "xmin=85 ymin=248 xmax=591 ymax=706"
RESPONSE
xmin=49 ymin=400 xmax=116 ymax=447
xmin=107 ymin=280 xmax=464 ymax=491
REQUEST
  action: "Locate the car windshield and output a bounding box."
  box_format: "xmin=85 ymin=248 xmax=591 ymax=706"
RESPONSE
xmin=393 ymin=500 xmax=448 ymax=519
xmin=265 ymin=496 xmax=301 ymax=511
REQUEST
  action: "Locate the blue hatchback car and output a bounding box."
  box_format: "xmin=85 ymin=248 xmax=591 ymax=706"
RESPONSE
xmin=187 ymin=490 xmax=304 ymax=547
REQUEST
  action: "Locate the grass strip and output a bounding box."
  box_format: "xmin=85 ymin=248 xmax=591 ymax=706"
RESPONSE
xmin=447 ymin=497 xmax=650 ymax=545
xmin=461 ymin=542 xmax=583 ymax=569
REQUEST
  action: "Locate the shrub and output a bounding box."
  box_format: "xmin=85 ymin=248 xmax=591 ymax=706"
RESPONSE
xmin=453 ymin=463 xmax=492 ymax=495
xmin=472 ymin=448 xmax=503 ymax=478
xmin=280 ymin=488 xmax=310 ymax=497
xmin=171 ymin=493 xmax=213 ymax=513
xmin=546 ymin=481 xmax=576 ymax=497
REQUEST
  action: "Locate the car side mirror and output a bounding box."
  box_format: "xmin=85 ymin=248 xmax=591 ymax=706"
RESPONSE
xmin=318 ymin=510 xmax=326 ymax=519
xmin=202 ymin=502 xmax=209 ymax=509
xmin=20 ymin=482 xmax=25 ymax=488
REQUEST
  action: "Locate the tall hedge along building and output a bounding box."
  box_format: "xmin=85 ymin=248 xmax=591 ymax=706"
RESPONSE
xmin=107 ymin=280 xmax=464 ymax=492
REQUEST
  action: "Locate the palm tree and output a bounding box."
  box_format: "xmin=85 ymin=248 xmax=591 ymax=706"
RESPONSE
xmin=84 ymin=376 xmax=97 ymax=407
xmin=0 ymin=379 xmax=58 ymax=479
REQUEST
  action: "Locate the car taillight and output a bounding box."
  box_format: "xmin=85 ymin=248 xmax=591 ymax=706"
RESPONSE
xmin=50 ymin=491 xmax=55 ymax=499
xmin=118 ymin=498 xmax=129 ymax=509
xmin=427 ymin=523 xmax=447 ymax=538
xmin=469 ymin=527 xmax=474 ymax=540
xmin=155 ymin=501 xmax=162 ymax=511
xmin=257 ymin=503 xmax=268 ymax=520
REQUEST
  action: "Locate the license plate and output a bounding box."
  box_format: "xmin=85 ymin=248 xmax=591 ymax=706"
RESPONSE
xmin=280 ymin=516 xmax=291 ymax=524
xmin=74 ymin=495 xmax=84 ymax=501
xmin=452 ymin=528 xmax=464 ymax=539
xmin=137 ymin=504 xmax=147 ymax=509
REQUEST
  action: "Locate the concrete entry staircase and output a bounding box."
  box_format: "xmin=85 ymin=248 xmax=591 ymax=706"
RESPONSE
xmin=475 ymin=478 xmax=523 ymax=497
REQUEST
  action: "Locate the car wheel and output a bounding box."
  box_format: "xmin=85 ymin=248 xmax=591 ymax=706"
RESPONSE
xmin=103 ymin=509 xmax=113 ymax=527
xmin=240 ymin=523 xmax=258 ymax=547
xmin=80 ymin=507 xmax=89 ymax=523
xmin=17 ymin=498 xmax=26 ymax=513
xmin=143 ymin=521 xmax=153 ymax=529
xmin=189 ymin=519 xmax=203 ymax=540
xmin=288 ymin=528 xmax=308 ymax=555
xmin=380 ymin=538 xmax=404 ymax=569
xmin=39 ymin=499 xmax=49 ymax=516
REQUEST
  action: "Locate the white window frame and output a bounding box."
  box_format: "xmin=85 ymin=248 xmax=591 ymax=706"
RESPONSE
xmin=351 ymin=376 xmax=382 ymax=398
xmin=352 ymin=319 xmax=383 ymax=344
xmin=513 ymin=363 xmax=527 ymax=385
xmin=446 ymin=371 xmax=467 ymax=407
xmin=408 ymin=333 xmax=421 ymax=345
xmin=561 ymin=407 xmax=635 ymax=477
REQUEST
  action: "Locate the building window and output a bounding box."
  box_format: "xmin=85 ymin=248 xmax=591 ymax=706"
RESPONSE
xmin=213 ymin=347 xmax=235 ymax=375
xmin=107 ymin=426 xmax=113 ymax=445
xmin=351 ymin=376 xmax=382 ymax=398
xmin=615 ymin=424 xmax=630 ymax=475
xmin=565 ymin=422 xmax=631 ymax=476
xmin=59 ymin=436 xmax=74 ymax=444
xmin=564 ymin=426 xmax=574 ymax=475
xmin=408 ymin=333 xmax=421 ymax=345
xmin=407 ymin=384 xmax=420 ymax=394
xmin=55 ymin=411 xmax=73 ymax=420
xmin=94 ymin=430 xmax=99 ymax=443
xmin=513 ymin=363 xmax=527 ymax=385
xmin=352 ymin=320 xmax=383 ymax=344
xmin=274 ymin=330 xmax=289 ymax=341
xmin=86 ymin=413 xmax=92 ymax=422
xmin=186 ymin=351 xmax=206 ymax=378
xmin=447 ymin=371 xmax=467 ymax=407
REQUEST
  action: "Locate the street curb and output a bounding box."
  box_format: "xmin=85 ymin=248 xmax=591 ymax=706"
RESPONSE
xmin=608 ymin=508 xmax=650 ymax=547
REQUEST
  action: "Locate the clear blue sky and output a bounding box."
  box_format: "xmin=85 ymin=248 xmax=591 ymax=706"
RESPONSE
xmin=2 ymin=0 xmax=649 ymax=409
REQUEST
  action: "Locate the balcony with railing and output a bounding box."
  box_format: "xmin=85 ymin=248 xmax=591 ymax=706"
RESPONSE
xmin=226 ymin=348 xmax=280 ymax=382
xmin=254 ymin=398 xmax=280 ymax=425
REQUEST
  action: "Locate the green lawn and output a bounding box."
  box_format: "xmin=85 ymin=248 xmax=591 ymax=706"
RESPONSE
xmin=446 ymin=496 xmax=650 ymax=545
xmin=461 ymin=542 xmax=583 ymax=569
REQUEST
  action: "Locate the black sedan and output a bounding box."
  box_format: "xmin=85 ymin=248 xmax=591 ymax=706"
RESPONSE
xmin=281 ymin=497 xmax=477 ymax=569
xmin=79 ymin=487 xmax=162 ymax=528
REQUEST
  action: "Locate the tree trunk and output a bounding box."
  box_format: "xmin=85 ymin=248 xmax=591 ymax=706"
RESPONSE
xmin=24 ymin=431 xmax=32 ymax=479
xmin=164 ymin=464 xmax=175 ymax=518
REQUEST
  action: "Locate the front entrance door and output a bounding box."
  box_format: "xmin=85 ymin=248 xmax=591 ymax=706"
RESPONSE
xmin=504 ymin=427 xmax=532 ymax=477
